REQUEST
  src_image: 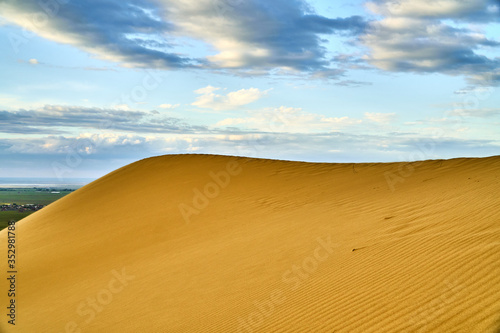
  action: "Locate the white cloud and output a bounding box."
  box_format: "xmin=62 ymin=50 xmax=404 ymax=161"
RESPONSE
xmin=192 ymin=86 xmax=269 ymax=111
xmin=114 ymin=104 xmax=131 ymax=111
xmin=365 ymin=112 xmax=397 ymax=123
xmin=159 ymin=103 xmax=180 ymax=109
xmin=28 ymin=58 xmax=38 ymax=65
xmin=194 ymin=85 xmax=220 ymax=95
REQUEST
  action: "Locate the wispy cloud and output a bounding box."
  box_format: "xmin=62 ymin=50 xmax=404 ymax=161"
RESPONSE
xmin=159 ymin=103 xmax=180 ymax=109
xmin=447 ymin=108 xmax=500 ymax=118
xmin=216 ymin=106 xmax=362 ymax=132
xmin=365 ymin=112 xmax=397 ymax=123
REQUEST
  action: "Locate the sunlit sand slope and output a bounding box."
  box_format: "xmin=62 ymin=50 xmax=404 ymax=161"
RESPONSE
xmin=1 ymin=154 xmax=499 ymax=332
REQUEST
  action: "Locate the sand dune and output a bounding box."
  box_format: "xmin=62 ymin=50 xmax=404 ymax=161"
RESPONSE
xmin=1 ymin=154 xmax=499 ymax=332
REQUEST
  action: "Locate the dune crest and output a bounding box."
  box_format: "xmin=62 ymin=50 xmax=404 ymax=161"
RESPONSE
xmin=1 ymin=154 xmax=499 ymax=332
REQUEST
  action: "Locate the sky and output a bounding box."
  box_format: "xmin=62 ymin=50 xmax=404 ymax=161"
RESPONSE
xmin=0 ymin=0 xmax=499 ymax=180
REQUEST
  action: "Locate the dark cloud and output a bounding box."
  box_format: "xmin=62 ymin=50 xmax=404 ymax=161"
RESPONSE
xmin=300 ymin=15 xmax=367 ymax=35
xmin=1 ymin=0 xmax=366 ymax=75
xmin=181 ymin=0 xmax=367 ymax=72
xmin=362 ymin=0 xmax=500 ymax=85
xmin=334 ymin=80 xmax=372 ymax=87
xmin=1 ymin=0 xmax=194 ymax=68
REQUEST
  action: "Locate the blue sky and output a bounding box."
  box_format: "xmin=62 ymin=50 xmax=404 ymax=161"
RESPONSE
xmin=0 ymin=0 xmax=499 ymax=179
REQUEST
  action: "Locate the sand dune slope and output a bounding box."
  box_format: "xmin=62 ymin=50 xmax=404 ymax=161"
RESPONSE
xmin=1 ymin=154 xmax=499 ymax=332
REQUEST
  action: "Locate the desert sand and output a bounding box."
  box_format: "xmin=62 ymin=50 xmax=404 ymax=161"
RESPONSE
xmin=1 ymin=154 xmax=499 ymax=332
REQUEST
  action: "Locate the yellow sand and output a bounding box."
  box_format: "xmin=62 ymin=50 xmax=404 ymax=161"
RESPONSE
xmin=1 ymin=154 xmax=499 ymax=332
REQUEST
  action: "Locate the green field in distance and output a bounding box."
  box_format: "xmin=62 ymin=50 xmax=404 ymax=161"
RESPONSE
xmin=0 ymin=188 xmax=75 ymax=230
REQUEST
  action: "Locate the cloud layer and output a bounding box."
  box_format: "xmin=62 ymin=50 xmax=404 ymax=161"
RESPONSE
xmin=1 ymin=128 xmax=498 ymax=178
xmin=1 ymin=101 xmax=499 ymax=177
xmin=0 ymin=105 xmax=207 ymax=134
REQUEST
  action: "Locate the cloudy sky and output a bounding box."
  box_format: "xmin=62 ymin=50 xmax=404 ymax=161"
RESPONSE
xmin=0 ymin=0 xmax=499 ymax=179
